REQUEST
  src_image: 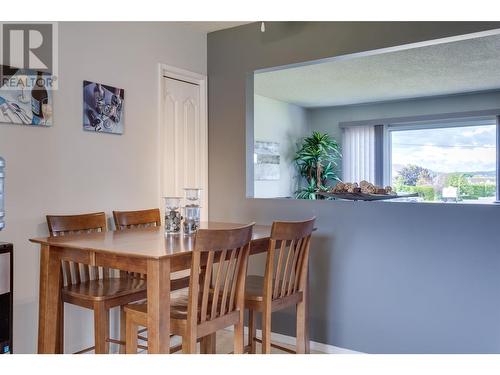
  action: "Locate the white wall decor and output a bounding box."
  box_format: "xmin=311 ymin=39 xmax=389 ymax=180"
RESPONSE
xmin=254 ymin=140 xmax=280 ymax=181
xmin=83 ymin=80 xmax=124 ymax=134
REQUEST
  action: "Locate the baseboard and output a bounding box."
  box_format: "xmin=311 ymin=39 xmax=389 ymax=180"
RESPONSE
xmin=225 ymin=326 xmax=362 ymax=354
xmin=129 ymin=327 xmax=362 ymax=354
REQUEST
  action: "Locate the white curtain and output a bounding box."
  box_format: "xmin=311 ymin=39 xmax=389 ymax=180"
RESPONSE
xmin=342 ymin=125 xmax=375 ymax=183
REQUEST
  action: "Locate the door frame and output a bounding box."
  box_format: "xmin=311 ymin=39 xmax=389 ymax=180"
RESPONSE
xmin=158 ymin=63 xmax=208 ymax=218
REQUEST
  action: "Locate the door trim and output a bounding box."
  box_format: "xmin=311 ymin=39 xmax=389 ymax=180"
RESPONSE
xmin=158 ymin=63 xmax=208 ymax=219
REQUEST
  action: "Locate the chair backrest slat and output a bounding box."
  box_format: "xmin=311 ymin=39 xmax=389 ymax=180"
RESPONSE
xmin=273 ymin=240 xmax=287 ymax=299
xmin=264 ymin=218 xmax=315 ymax=302
xmin=102 ymin=267 xmax=110 ymax=279
xmin=296 ymin=235 xmax=312 ymax=292
xmin=293 ymin=235 xmax=311 ymax=293
xmin=71 ymin=262 xmax=80 ymax=284
xmin=210 ymin=249 xmax=227 ymax=320
xmin=280 ymin=239 xmax=296 ymax=298
xmin=83 ymin=264 xmax=90 ymax=282
xmin=200 ymin=252 xmax=214 ymax=322
xmin=189 ymin=223 xmax=254 ymax=326
xmin=220 ymin=249 xmax=237 ymax=315
xmin=228 ymin=247 xmax=243 ymax=312
xmin=286 ymin=238 xmax=302 ymax=296
xmin=62 ymin=261 xmax=72 ymax=285
xmin=46 ymin=212 xmax=107 ymax=286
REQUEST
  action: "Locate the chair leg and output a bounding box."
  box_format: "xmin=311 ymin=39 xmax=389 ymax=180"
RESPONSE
xmin=296 ymin=299 xmax=309 ymax=354
xmin=248 ymin=309 xmax=257 ymax=354
xmin=200 ymin=333 xmax=216 ymax=354
xmin=93 ymin=302 xmax=109 ymax=354
xmin=182 ymin=334 xmax=198 ymax=354
xmin=125 ymin=312 xmax=138 ymax=354
xmin=119 ymin=306 xmax=126 ymax=354
xmin=234 ymin=320 xmax=244 ymax=354
xmin=56 ymin=301 xmax=64 ymax=353
xmin=261 ymin=308 xmax=272 ymax=354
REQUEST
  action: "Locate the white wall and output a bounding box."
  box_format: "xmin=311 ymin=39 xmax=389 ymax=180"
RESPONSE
xmin=0 ymin=22 xmax=207 ymax=353
xmin=254 ymin=95 xmax=308 ymax=198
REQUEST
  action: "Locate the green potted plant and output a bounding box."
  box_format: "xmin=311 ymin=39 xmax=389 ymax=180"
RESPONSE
xmin=294 ymin=132 xmax=342 ymax=199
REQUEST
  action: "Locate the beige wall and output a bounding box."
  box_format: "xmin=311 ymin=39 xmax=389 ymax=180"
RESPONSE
xmin=0 ymin=22 xmax=207 ymax=353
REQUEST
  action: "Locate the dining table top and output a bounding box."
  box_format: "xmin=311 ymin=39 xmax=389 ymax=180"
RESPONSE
xmin=29 ymin=221 xmax=272 ymax=260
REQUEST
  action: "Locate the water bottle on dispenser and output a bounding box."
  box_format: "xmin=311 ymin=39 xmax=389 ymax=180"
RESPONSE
xmin=0 ymin=157 xmax=12 ymax=353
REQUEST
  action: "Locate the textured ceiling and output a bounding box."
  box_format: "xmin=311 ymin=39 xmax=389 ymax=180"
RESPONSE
xmin=185 ymin=22 xmax=251 ymax=33
xmin=254 ymin=34 xmax=500 ymax=108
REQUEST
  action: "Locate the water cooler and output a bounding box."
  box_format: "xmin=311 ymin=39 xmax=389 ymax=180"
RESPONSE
xmin=0 ymin=157 xmax=12 ymax=354
xmin=0 ymin=243 xmax=12 ymax=354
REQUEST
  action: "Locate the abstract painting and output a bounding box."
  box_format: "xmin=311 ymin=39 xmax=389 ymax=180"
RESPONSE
xmin=83 ymin=80 xmax=124 ymax=134
xmin=254 ymin=140 xmax=280 ymax=180
xmin=0 ymin=65 xmax=53 ymax=126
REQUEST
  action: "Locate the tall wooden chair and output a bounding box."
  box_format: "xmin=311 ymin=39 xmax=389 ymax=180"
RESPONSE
xmin=46 ymin=212 xmax=147 ymax=354
xmin=245 ymin=218 xmax=316 ymax=354
xmin=113 ymin=208 xmax=162 ymax=280
xmin=112 ymin=208 xmax=161 ymax=230
xmin=113 ymin=208 xmax=190 ymax=352
xmin=124 ymin=223 xmax=255 ymax=354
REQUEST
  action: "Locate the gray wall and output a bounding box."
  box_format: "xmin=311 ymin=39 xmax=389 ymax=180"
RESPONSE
xmin=208 ymin=22 xmax=500 ymax=353
xmin=254 ymin=94 xmax=308 ymax=198
xmin=308 ymin=90 xmax=500 ymax=150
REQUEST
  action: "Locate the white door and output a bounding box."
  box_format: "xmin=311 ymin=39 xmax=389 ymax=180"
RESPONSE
xmin=161 ymin=75 xmax=208 ymax=221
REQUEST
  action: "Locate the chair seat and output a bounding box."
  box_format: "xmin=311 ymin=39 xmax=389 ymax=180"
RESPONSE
xmin=125 ymin=290 xmax=196 ymax=320
xmin=62 ymin=277 xmax=147 ymax=302
xmin=245 ymin=275 xmax=298 ymax=303
xmin=124 ymin=289 xmax=227 ymax=321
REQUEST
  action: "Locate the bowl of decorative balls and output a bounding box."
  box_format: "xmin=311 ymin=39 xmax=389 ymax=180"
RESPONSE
xmin=317 ymin=180 xmax=418 ymax=201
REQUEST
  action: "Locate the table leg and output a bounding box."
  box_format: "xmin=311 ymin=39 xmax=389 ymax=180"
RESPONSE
xmin=147 ymin=258 xmax=171 ymax=353
xmin=38 ymin=245 xmax=62 ymax=353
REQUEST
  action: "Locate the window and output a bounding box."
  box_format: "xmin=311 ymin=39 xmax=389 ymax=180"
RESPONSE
xmin=387 ymin=118 xmax=497 ymax=203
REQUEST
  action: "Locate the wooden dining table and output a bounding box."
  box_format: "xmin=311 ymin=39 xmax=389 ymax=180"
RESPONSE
xmin=30 ymin=222 xmax=300 ymax=354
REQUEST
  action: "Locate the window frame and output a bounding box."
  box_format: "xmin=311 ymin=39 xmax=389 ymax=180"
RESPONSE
xmin=384 ymin=116 xmax=498 ymax=188
xmin=339 ymin=110 xmax=500 ymax=204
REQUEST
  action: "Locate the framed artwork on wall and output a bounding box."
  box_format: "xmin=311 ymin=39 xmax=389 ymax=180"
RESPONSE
xmin=0 ymin=65 xmax=53 ymax=127
xmin=83 ymin=80 xmax=124 ymax=134
xmin=254 ymin=140 xmax=280 ymax=180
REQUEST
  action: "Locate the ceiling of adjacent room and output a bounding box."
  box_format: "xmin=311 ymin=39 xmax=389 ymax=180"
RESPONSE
xmin=254 ymin=33 xmax=500 ymax=108
xmin=185 ymin=22 xmax=252 ymax=33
